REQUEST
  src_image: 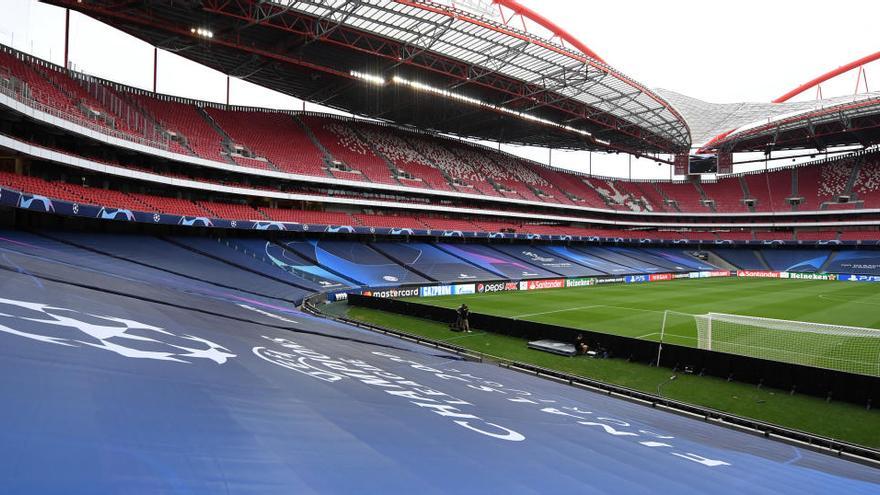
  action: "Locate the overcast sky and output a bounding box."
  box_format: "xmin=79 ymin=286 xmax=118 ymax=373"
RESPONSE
xmin=0 ymin=0 xmax=876 ymax=178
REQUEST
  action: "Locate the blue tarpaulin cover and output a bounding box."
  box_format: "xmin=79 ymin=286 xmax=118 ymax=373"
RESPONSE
xmin=0 ymin=232 xmax=877 ymax=493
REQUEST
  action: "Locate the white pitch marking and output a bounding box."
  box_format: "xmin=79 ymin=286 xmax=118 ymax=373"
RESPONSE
xmin=818 ymin=294 xmax=880 ymax=307
xmin=444 ymin=331 xmax=486 ymax=341
xmin=515 ymin=304 xmax=668 ymax=319
xmin=513 ymin=305 xmax=603 ymax=319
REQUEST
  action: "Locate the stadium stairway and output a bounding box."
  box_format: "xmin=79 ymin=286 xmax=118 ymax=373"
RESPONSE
xmin=712 ymin=249 xmax=763 ymax=270
xmin=163 ymin=236 xmax=321 ymax=292
xmin=195 ymin=106 xmax=255 ymax=168
xmin=42 ymin=232 xmax=309 ymax=303
xmin=653 ymin=183 xmax=680 ymax=212
xmin=844 ymin=159 xmax=863 ymax=203
xmin=693 ymin=181 xmax=716 ymax=212
xmin=705 ymin=251 xmax=739 ymax=271
xmin=290 ymin=114 xmax=336 ymax=178
xmin=738 ymin=176 xmax=756 ymax=213
xmin=351 ymin=125 xmax=405 ymax=186
xmin=273 ymin=240 xmax=364 ymax=288
xmin=818 ymin=251 xmax=841 ymax=273
xmin=753 ymin=250 xmax=773 ymax=270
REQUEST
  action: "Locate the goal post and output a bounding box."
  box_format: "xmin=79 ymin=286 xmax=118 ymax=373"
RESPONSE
xmin=656 ymin=310 xmax=702 ymax=366
xmin=692 ymin=312 xmax=880 ymax=377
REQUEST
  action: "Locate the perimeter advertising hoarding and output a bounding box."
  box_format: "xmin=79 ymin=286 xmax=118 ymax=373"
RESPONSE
xmin=707 ymin=270 xmax=732 ymax=277
xmin=779 ymin=272 xmax=838 ymax=281
xmin=419 ymin=285 xmax=454 ymax=297
xmin=420 ymin=284 xmax=478 ymax=297
xmin=522 ymin=279 xmax=565 ymax=291
xmin=839 ymin=274 xmax=880 ymax=282
xmin=362 ymin=287 xmax=421 ymax=298
xmin=689 ymin=270 xmax=732 ymax=279
xmin=477 ymin=282 xmax=519 ymax=293
xmin=565 ymin=278 xmax=596 ymax=288
xmin=357 ymin=269 xmax=852 ymax=303
xmin=455 ymin=284 xmax=476 ymax=295
xmin=736 ymin=270 xmax=781 ymax=278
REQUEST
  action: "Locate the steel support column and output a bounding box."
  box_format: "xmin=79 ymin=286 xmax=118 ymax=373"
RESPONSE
xmin=152 ymin=47 xmax=157 ymax=93
xmin=63 ymin=9 xmax=70 ymax=68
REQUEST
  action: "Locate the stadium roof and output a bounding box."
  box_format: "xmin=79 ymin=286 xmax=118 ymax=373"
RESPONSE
xmin=660 ymin=51 xmax=880 ymax=154
xmin=44 ymin=0 xmax=691 ymax=155
xmin=657 ymin=89 xmax=880 ymax=151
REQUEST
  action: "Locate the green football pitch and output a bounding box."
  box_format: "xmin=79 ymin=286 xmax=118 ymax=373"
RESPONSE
xmin=406 ymin=277 xmax=880 ymax=376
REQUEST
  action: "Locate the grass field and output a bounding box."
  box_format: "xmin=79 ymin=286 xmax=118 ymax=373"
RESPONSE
xmin=405 ymin=277 xmax=880 ymax=376
xmin=327 ymin=274 xmax=880 ymax=447
xmin=330 ymin=303 xmax=880 ymax=448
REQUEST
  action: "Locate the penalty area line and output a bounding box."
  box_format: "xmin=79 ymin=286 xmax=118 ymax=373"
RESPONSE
xmin=513 ymin=304 xmax=668 ymax=319
xmin=513 ymin=305 xmax=602 ymax=319
xmin=635 ymin=332 xmax=698 ymax=341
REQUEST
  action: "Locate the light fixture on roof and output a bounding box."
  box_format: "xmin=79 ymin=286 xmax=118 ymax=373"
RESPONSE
xmin=192 ymin=27 xmax=214 ymax=38
xmin=350 ymin=70 xmax=386 ymax=86
xmin=390 ymin=75 xmax=599 ymax=141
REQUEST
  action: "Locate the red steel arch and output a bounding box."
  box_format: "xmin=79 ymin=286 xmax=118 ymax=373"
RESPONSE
xmin=773 ymin=51 xmax=880 ymax=103
xmin=491 ymin=0 xmax=605 ymax=63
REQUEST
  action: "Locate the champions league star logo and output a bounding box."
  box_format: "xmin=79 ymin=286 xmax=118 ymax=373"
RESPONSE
xmin=0 ymin=297 xmax=235 ymax=364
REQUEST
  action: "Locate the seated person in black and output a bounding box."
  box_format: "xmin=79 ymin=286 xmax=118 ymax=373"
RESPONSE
xmin=574 ymin=333 xmax=589 ymax=355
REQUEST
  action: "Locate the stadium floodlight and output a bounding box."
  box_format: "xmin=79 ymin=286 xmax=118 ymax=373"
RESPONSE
xmin=390 ymin=75 xmax=596 ymax=140
xmin=350 ymin=71 xmax=386 ymax=86
xmin=662 ymin=311 xmax=880 ymax=377
xmin=191 ymin=27 xmax=214 ymax=38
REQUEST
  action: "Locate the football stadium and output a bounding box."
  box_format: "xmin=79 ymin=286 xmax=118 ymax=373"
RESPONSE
xmin=0 ymin=0 xmax=879 ymax=492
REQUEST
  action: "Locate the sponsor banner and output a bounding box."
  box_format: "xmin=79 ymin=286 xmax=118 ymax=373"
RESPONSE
xmin=625 ymin=275 xmax=649 ymax=283
xmin=477 ymin=282 xmax=519 ymax=293
xmin=690 ymin=270 xmax=732 ymax=279
xmin=736 ymin=270 xmax=780 ymax=278
xmin=418 ymin=284 xmax=476 ymax=297
xmin=595 ymin=277 xmax=625 ymax=285
xmin=454 ymin=284 xmax=476 ymax=295
xmin=526 ymin=279 xmax=565 ymax=290
xmin=565 ymin=277 xmax=596 ymax=288
xmin=649 ymin=273 xmax=674 ymax=282
xmin=839 ymin=274 xmax=880 ymax=282
xmin=779 ymin=272 xmax=838 ymax=281
xmin=707 ymin=270 xmax=731 ymax=277
xmin=672 ymin=273 xmax=690 ymax=279
xmin=363 ymin=287 xmax=421 ymax=299
xmin=419 ymin=285 xmax=453 ymax=297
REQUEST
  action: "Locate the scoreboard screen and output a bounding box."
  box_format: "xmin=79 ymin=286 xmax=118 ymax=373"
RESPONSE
xmin=688 ymin=154 xmax=718 ymax=174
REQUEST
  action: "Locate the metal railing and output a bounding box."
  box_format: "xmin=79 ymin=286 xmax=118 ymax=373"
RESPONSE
xmin=0 ymin=71 xmax=169 ymax=151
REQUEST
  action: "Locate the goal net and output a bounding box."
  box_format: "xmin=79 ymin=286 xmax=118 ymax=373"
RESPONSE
xmin=686 ymin=312 xmax=880 ymax=377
